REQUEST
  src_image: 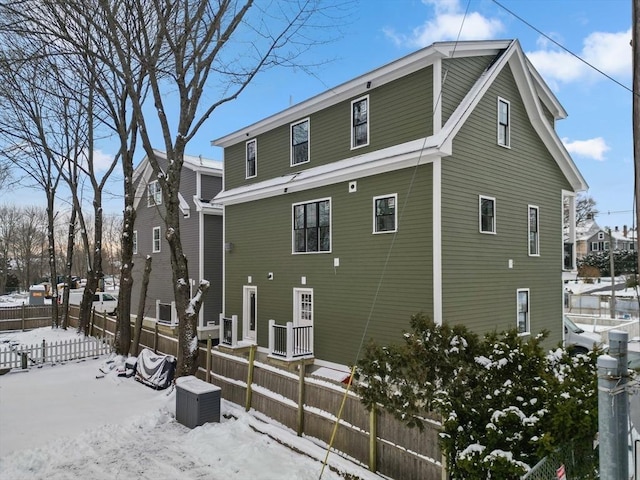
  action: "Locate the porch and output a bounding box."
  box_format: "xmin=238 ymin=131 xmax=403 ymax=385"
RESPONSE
xmin=217 ymin=314 xmax=314 ymax=366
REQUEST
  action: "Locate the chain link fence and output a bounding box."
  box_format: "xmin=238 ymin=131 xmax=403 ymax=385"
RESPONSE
xmin=521 ymin=441 xmax=598 ymax=480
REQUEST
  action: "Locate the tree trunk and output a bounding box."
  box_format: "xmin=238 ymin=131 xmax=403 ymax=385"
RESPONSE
xmin=60 ymin=207 xmax=77 ymax=330
xmin=131 ymin=255 xmax=152 ymax=356
xmin=46 ymin=193 xmax=59 ymax=328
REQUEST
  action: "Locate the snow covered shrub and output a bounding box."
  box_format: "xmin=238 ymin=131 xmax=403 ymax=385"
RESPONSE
xmin=355 ymin=316 xmax=599 ymax=479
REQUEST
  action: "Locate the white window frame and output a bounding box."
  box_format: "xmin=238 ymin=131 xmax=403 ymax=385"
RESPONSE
xmin=373 ymin=193 xmax=397 ymax=234
xmin=133 ymin=230 xmax=138 ymax=255
xmin=292 ymin=197 xmax=331 ymax=254
xmin=290 ymin=118 xmax=310 ymax=166
xmin=516 ymin=288 xmax=530 ymax=335
xmin=479 ymin=195 xmax=496 ymax=234
xmin=147 ymin=180 xmax=162 ymax=207
xmin=591 ymin=242 xmax=599 ymax=252
xmin=528 ymin=205 xmax=539 ymax=256
xmin=597 ymin=232 xmax=604 ymax=240
xmin=497 ymin=97 xmax=510 ymax=148
xmin=246 ymin=138 xmax=257 ymax=179
xmin=351 ymin=95 xmax=369 ymax=149
xmin=152 ymin=226 xmax=161 ymax=253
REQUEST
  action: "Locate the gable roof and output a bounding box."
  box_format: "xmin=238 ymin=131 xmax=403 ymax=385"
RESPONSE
xmin=132 ymin=149 xmax=222 ymax=211
xmin=213 ymin=39 xmax=587 ymax=205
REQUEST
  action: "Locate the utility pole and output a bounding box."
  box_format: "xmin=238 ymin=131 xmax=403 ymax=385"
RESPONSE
xmin=608 ymin=228 xmax=616 ymax=319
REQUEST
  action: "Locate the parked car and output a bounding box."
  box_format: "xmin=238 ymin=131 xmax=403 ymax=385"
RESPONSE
xmin=563 ymin=315 xmax=604 ymax=354
xmin=628 ymin=338 xmax=640 ymax=372
xmin=66 ymin=289 xmax=118 ymax=315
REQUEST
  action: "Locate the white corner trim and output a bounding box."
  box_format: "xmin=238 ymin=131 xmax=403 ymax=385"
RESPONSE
xmin=433 ymin=157 xmax=442 ymax=326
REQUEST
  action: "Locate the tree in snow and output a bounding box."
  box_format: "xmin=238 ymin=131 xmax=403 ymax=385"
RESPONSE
xmin=355 ymin=313 xmax=599 ymax=479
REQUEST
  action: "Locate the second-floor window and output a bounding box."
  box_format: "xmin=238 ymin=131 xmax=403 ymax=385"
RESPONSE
xmin=373 ymin=194 xmax=397 ymax=233
xmin=291 ymin=119 xmax=309 ymax=166
xmin=528 ymin=205 xmax=539 ymax=256
xmin=246 ymin=139 xmax=257 ymax=178
xmin=147 ymin=181 xmax=162 ymax=207
xmin=293 ymin=199 xmax=330 ymax=253
xmin=498 ymin=98 xmax=510 ymax=147
xmin=479 ymin=195 xmax=496 ymax=234
xmin=152 ymin=226 xmax=161 ymax=253
xmin=351 ymin=96 xmax=369 ymax=148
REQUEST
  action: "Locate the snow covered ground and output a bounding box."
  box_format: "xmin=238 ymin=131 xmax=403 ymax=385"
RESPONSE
xmin=0 ymin=328 xmax=381 ymax=480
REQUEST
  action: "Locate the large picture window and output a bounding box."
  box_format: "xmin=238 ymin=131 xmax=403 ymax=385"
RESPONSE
xmin=528 ymin=205 xmax=539 ymax=256
xmin=517 ymin=288 xmax=530 ymax=335
xmin=147 ymin=181 xmax=162 ymax=207
xmin=351 ymin=96 xmax=369 ymax=148
xmin=293 ymin=199 xmax=330 ymax=253
xmin=291 ymin=119 xmax=309 ymax=166
xmin=373 ymin=194 xmax=397 ymax=233
xmin=479 ymin=195 xmax=496 ymax=233
xmin=246 ymin=139 xmax=257 ymax=178
xmin=498 ymin=98 xmax=510 ymax=147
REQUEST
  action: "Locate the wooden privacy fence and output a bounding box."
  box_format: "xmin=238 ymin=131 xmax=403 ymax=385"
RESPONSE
xmin=0 ymin=336 xmax=113 ymax=369
xmin=198 ymin=347 xmax=443 ymax=480
xmin=0 ymin=305 xmax=53 ymax=331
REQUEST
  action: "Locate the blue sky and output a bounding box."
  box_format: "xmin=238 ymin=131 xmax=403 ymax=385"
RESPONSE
xmin=2 ymin=0 xmax=634 ymax=229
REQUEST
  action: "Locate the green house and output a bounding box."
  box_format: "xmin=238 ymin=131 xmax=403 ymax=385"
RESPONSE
xmin=212 ymin=39 xmax=587 ymax=369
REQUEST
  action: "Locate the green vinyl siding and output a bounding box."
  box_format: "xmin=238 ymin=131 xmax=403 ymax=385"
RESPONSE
xmin=442 ymin=55 xmax=497 ymax=125
xmin=440 ymin=64 xmax=570 ymax=346
xmin=223 ymin=67 xmax=434 ymax=191
xmin=224 ymin=165 xmax=433 ymax=365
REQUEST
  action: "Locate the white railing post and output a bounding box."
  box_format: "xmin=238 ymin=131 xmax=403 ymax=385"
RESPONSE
xmin=231 ymin=314 xmax=238 ymax=347
xmin=309 ymin=326 xmax=314 ymax=356
xmin=155 ymin=299 xmax=160 ymax=323
xmin=286 ymin=322 xmax=294 ymax=360
xmin=268 ymin=319 xmax=275 ymax=354
xmin=219 ymin=313 xmax=224 ymax=343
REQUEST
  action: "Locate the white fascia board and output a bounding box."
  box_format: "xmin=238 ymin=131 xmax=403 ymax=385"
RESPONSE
xmin=193 ymin=196 xmax=223 ymax=216
xmin=132 ymin=160 xmax=154 ymax=211
xmin=214 ymin=137 xmax=445 ymax=205
xmin=525 ymin=56 xmax=567 ymax=120
xmin=178 ymin=192 xmax=190 ymax=217
xmin=506 ymin=46 xmax=588 ymax=191
xmin=212 ymin=40 xmax=513 ymax=148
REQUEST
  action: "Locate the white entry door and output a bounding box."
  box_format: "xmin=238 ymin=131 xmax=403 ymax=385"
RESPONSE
xmin=293 ymin=288 xmax=313 ymax=327
xmin=243 ymin=286 xmax=257 ymax=341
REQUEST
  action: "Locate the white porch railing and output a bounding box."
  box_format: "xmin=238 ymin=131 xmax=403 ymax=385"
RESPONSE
xmin=0 ymin=336 xmax=113 ymax=369
xmin=268 ymin=320 xmax=313 ymax=360
xmin=219 ymin=314 xmax=239 ymax=347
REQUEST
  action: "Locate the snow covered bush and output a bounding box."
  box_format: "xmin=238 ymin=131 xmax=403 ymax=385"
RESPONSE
xmin=355 ymin=313 xmax=599 ymax=479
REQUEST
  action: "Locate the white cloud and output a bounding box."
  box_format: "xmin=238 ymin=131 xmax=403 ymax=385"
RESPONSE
xmin=92 ymin=149 xmax=116 ymax=172
xmin=527 ymin=29 xmax=631 ymax=86
xmin=562 ymin=137 xmax=609 ymax=161
xmin=385 ymin=0 xmax=504 ymax=48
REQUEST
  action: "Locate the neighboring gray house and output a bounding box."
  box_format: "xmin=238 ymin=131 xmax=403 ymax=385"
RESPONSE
xmin=131 ymin=150 xmax=223 ymax=338
xmin=584 ymin=225 xmax=637 ymax=255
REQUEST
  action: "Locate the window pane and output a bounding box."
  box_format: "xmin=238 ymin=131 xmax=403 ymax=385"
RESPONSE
xmin=292 ymin=121 xmax=308 ymax=145
xmin=319 ymin=226 xmax=330 ymax=251
xmin=353 ymin=100 xmax=367 ymax=124
xmin=295 ymin=230 xmax=305 ymax=252
xmin=319 ymin=200 xmax=330 ymax=226
xmin=294 ymin=205 xmax=305 ymax=229
xmin=306 ymin=203 xmax=317 ymax=227
xmin=306 ymin=228 xmax=318 ymax=251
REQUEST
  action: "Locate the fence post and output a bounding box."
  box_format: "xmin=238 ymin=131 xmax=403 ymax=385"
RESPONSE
xmin=297 ymin=361 xmax=306 ymax=436
xmin=206 ymin=336 xmax=212 ymax=383
xmin=245 ymin=344 xmax=256 ymax=412
xmin=268 ymin=319 xmax=275 ymax=354
xmin=369 ymin=404 xmax=377 ymax=472
xmin=89 ymin=310 xmax=95 ymax=337
xmin=286 ymin=322 xmax=294 ymax=360
xmin=41 ymin=339 xmax=46 ymax=364
xmin=154 ymin=321 xmax=159 ymax=353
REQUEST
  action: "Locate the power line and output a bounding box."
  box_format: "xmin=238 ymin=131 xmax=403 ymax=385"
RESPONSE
xmin=491 ymin=0 xmax=634 ymax=95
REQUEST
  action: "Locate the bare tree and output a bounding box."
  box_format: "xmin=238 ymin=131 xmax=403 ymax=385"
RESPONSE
xmin=13 ymin=206 xmax=47 ymax=291
xmin=575 ymin=194 xmax=598 ymax=227
xmin=92 ymin=0 xmax=339 ymax=376
xmin=0 ymin=204 xmax=18 ymax=294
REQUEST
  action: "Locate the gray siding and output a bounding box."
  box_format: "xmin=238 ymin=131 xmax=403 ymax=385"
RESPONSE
xmin=202 ymin=214 xmax=223 ymax=324
xmin=440 ymin=64 xmax=570 ymax=346
xmin=223 ymin=67 xmax=434 ymax=191
xmin=201 ymin=175 xmax=222 ymax=201
xmin=224 ymin=166 xmax=433 ymax=366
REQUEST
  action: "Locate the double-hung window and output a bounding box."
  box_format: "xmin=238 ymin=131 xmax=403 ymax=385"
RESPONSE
xmin=246 ymin=139 xmax=257 ymax=178
xmin=351 ymin=96 xmax=369 ymax=148
xmin=528 ymin=205 xmax=539 ymax=256
xmin=373 ymin=194 xmax=397 ymax=233
xmin=147 ymin=181 xmax=162 ymax=207
xmin=133 ymin=230 xmax=138 ymax=255
xmin=152 ymin=226 xmax=161 ymax=253
xmin=293 ymin=199 xmax=330 ymax=253
xmin=516 ymin=288 xmax=530 ymax=335
xmin=498 ymin=98 xmax=510 ymax=147
xmin=479 ymin=195 xmax=496 ymax=234
xmin=291 ymin=119 xmax=309 ymax=166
